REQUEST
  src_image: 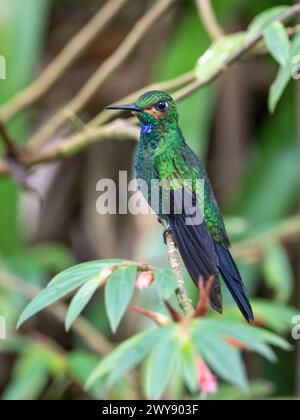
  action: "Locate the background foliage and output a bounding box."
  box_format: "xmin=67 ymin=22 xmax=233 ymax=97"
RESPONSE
xmin=0 ymin=0 xmax=299 ymax=400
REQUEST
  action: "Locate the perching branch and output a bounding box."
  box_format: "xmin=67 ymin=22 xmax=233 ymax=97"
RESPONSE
xmin=0 ymin=0 xmax=129 ymax=123
xmin=195 ymin=0 xmax=224 ymax=40
xmin=159 ymin=218 xmax=194 ymax=316
xmin=27 ymin=0 xmax=176 ymax=151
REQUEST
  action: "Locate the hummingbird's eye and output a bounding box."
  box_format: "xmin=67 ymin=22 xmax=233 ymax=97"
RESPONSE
xmin=155 ymin=101 xmax=168 ymax=112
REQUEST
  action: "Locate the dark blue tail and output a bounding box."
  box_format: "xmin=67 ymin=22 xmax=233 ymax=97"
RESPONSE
xmin=214 ymin=242 xmax=254 ymax=322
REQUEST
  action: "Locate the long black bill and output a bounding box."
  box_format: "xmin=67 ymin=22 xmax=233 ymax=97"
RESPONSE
xmin=105 ymin=104 xmax=142 ymax=112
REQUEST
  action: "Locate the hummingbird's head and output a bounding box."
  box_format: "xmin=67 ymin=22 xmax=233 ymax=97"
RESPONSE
xmin=106 ymin=90 xmax=179 ymax=129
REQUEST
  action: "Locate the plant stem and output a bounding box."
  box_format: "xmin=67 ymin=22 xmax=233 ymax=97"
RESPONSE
xmin=195 ymin=0 xmax=224 ymax=40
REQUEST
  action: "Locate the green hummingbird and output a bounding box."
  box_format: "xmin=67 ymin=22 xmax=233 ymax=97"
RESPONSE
xmin=106 ymin=90 xmax=254 ymax=322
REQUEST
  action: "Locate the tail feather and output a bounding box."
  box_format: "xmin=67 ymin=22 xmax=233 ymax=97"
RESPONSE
xmin=167 ymin=215 xmax=223 ymax=313
xmin=214 ymin=242 xmax=254 ymax=322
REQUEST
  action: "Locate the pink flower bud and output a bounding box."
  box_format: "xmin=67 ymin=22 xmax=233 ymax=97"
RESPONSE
xmin=196 ymin=356 xmax=218 ymax=395
xmin=135 ymin=271 xmax=155 ymax=290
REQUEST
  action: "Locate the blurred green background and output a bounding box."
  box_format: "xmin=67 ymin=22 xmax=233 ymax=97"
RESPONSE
xmin=0 ymin=0 xmax=299 ymax=400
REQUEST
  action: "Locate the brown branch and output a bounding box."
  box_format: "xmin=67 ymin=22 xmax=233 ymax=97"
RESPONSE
xmin=0 ymin=7 xmax=299 ymax=179
xmin=195 ymin=0 xmax=224 ymax=40
xmin=0 ymin=0 xmax=128 ymax=123
xmin=174 ymin=3 xmax=300 ymax=101
xmin=0 ymin=119 xmax=139 ymax=175
xmin=87 ymin=70 xmax=195 ymax=128
xmin=0 ymin=121 xmax=20 ymax=159
xmin=27 ymin=0 xmax=176 ymax=151
xmin=88 ymin=22 xmax=300 ymax=129
xmin=159 ymin=218 xmax=194 ymax=316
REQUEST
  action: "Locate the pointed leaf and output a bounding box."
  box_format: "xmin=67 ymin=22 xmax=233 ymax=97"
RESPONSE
xmin=264 ymin=22 xmax=290 ymax=66
xmin=154 ymin=268 xmax=177 ymax=300
xmin=191 ymin=321 xmax=248 ymax=389
xmin=86 ymin=327 xmax=170 ymax=389
xmin=263 ymin=244 xmax=294 ymax=302
xmin=17 ymin=259 xmax=122 ymax=328
xmin=196 ymin=33 xmax=246 ymax=80
xmin=180 ymin=340 xmax=198 ymax=393
xmin=291 ymin=32 xmax=300 ymax=56
xmin=268 ymin=64 xmax=290 ymax=113
xmin=197 ymin=319 xmax=290 ymax=362
xmin=247 ymin=6 xmax=289 ymax=39
xmin=65 ymin=276 xmax=104 ymax=331
xmin=145 ymin=326 xmax=180 ymax=400
xmin=105 ymin=266 xmax=137 ymax=333
xmin=252 ymin=299 xmax=298 ymax=333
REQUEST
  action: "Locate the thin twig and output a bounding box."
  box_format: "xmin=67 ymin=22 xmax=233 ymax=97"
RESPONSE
xmin=28 ymin=120 xmax=139 ymax=165
xmin=27 ymin=0 xmax=176 ymax=151
xmin=88 ymin=23 xmax=300 ymax=128
xmin=0 ymin=119 xmax=138 ymax=175
xmin=0 ymin=8 xmax=300 ymax=178
xmin=175 ymin=3 xmax=300 ymax=100
xmin=159 ymin=219 xmax=194 ymax=316
xmin=195 ymin=0 xmax=224 ymax=40
xmin=0 ymin=121 xmax=20 ymax=159
xmin=87 ymin=71 xmax=195 ymax=128
xmin=0 ymin=0 xmax=128 ymax=123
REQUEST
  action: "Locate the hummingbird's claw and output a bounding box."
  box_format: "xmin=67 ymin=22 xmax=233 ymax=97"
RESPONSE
xmin=162 ymin=225 xmax=172 ymax=245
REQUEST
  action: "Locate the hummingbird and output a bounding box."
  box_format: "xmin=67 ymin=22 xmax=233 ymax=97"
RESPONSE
xmin=106 ymin=90 xmax=254 ymax=322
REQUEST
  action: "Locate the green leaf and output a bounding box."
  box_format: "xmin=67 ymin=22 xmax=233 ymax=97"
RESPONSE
xmin=180 ymin=340 xmax=198 ymax=393
xmin=191 ymin=321 xmax=248 ymax=389
xmin=290 ymin=33 xmax=300 ymax=80
xmin=252 ymin=299 xmax=298 ymax=333
xmin=145 ymin=327 xmax=181 ymax=400
xmin=154 ymin=268 xmax=177 ymax=300
xmin=263 ymin=22 xmax=290 ymax=66
xmin=268 ymin=64 xmax=290 ymax=113
xmin=263 ymin=244 xmax=294 ymax=302
xmin=200 ymin=319 xmax=290 ymax=361
xmin=2 ymin=351 xmax=49 ymax=400
xmin=86 ymin=327 xmax=170 ymax=389
xmin=17 ymin=259 xmax=122 ymax=328
xmin=48 ymin=259 xmax=122 ymax=287
xmin=65 ymin=276 xmax=104 ymax=331
xmin=0 ymin=0 xmax=50 ymax=254
xmin=68 ymin=350 xmax=106 ymax=399
xmin=291 ymin=32 xmax=300 ymax=56
xmin=190 ymin=319 xmax=290 ymax=388
xmin=195 ymin=33 xmax=246 ymax=80
xmin=247 ymin=6 xmax=289 ymax=39
xmin=105 ymin=266 xmax=137 ymax=333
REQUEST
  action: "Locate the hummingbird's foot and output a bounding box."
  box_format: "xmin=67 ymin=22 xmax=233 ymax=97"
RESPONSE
xmin=162 ymin=225 xmax=172 ymax=245
xmin=157 ymin=216 xmax=164 ymax=226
